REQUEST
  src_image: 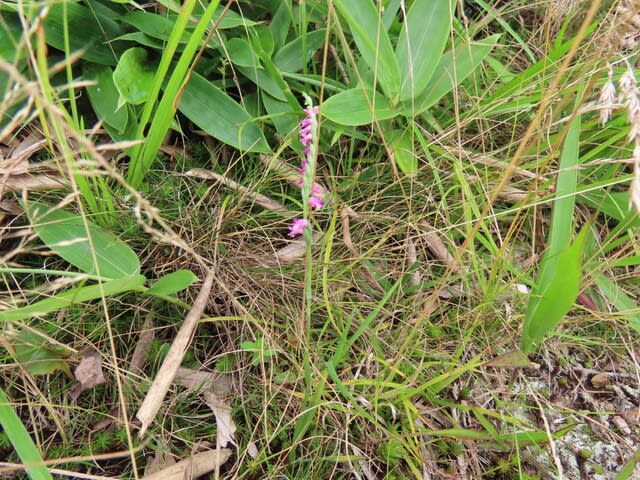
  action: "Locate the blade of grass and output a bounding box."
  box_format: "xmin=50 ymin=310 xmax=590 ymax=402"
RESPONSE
xmin=127 ymin=0 xmax=221 ymax=187
xmin=0 ymin=387 xmax=53 ymax=480
xmin=521 ymin=114 xmax=583 ymax=353
xmin=0 ymin=274 xmax=146 ymax=322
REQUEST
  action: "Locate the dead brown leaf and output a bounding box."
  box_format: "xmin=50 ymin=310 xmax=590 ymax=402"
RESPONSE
xmin=144 ymin=446 xmax=177 ymax=476
xmin=68 ymin=350 xmax=106 ymax=401
xmin=203 ymin=390 xmax=237 ymax=448
xmin=273 ymin=231 xmax=323 ymax=264
xmin=174 ymin=367 xmax=232 ymax=396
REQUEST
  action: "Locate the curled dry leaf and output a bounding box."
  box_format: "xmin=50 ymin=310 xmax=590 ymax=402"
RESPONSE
xmin=174 ymin=367 xmax=232 ymax=395
xmin=0 ymin=174 xmax=66 ymax=193
xmin=69 ymin=350 xmax=106 ymax=401
xmin=175 ymin=367 xmax=237 ymax=448
xmin=203 ymin=390 xmax=237 ymax=448
xmin=144 ymin=446 xmax=177 ymax=476
xmin=246 ymin=441 xmax=259 ymax=459
xmin=273 ymin=231 xmax=323 ymax=264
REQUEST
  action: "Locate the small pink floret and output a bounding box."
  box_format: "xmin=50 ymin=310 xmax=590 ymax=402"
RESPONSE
xmin=309 ymin=196 xmax=324 ymax=210
xmin=288 ymin=218 xmax=309 ymax=237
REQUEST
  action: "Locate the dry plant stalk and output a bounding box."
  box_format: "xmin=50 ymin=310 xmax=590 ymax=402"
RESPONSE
xmin=141 ymin=449 xmax=231 ymax=480
xmin=135 ymin=271 xmax=215 ymax=437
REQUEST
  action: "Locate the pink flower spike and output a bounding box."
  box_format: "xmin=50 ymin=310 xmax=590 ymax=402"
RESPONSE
xmin=309 ymin=196 xmax=324 ymax=210
xmin=304 ymin=106 xmax=319 ymax=116
xmin=301 ymin=133 xmax=313 ymax=145
xmin=288 ymin=218 xmax=309 ymax=237
xmin=311 ymin=183 xmax=322 ymax=195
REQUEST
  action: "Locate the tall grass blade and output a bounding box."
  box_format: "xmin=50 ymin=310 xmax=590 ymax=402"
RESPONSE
xmin=127 ymin=0 xmax=220 ymax=187
xmin=521 ymin=115 xmax=583 ymax=353
xmin=0 ymin=387 xmax=53 ymax=480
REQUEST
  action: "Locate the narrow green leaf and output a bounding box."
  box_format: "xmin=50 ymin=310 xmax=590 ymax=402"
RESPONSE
xmin=84 ymin=64 xmax=128 ymax=134
xmin=26 ymin=202 xmax=140 ymax=280
xmin=395 ymin=0 xmax=454 ymax=101
xmin=406 ymin=35 xmax=500 ymax=116
xmin=263 ymin=93 xmax=299 ymax=138
xmin=521 ymin=116 xmax=583 ymax=353
xmin=521 ymin=227 xmax=587 ymax=353
xmin=0 ymin=387 xmax=53 ymax=480
xmin=113 ymin=48 xmax=156 ymax=108
xmin=179 ymin=72 xmax=271 ymax=152
xmin=273 ymin=29 xmax=326 ymax=73
xmin=127 ymin=0 xmax=222 ymax=187
xmin=0 ymin=275 xmax=146 ymax=322
xmin=226 ymin=37 xmax=261 ymax=68
xmin=123 ymin=11 xmax=187 ymax=42
xmin=147 ymin=270 xmax=198 ymax=296
xmin=388 ymin=129 xmax=417 ymax=176
xmin=333 ymin=0 xmax=400 ymax=100
xmin=11 ymin=327 xmax=70 ymax=376
xmin=322 ymin=88 xmax=397 ymax=126
xmin=596 ymin=274 xmax=640 ymax=333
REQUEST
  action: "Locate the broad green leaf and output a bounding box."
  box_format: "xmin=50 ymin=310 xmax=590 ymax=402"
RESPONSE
xmin=236 ymin=66 xmax=286 ymax=101
xmin=539 ymin=114 xmax=581 ymax=285
xmin=114 ymin=32 xmax=166 ymax=50
xmin=147 ymin=270 xmax=198 ymax=296
xmin=333 ymin=0 xmax=400 ymax=100
xmin=179 ymin=72 xmax=271 ymax=152
xmin=26 ymin=202 xmax=141 ymax=280
xmin=0 ymin=387 xmax=53 ymax=480
xmin=322 ymin=88 xmax=397 ymax=126
xmin=263 ymin=93 xmax=298 ymax=138
xmin=43 ymin=2 xmax=123 ymax=65
xmin=210 ymin=6 xmax=258 ymax=29
xmin=226 ymin=37 xmax=260 ymax=68
xmin=253 ymin=26 xmax=275 ymax=57
xmin=269 ymin=1 xmax=291 ymax=50
xmin=0 ymin=12 xmax=21 ymax=62
xmin=0 ymin=275 xmax=146 ymax=322
xmin=406 ymin=34 xmax=501 ymax=116
xmin=84 ymin=64 xmax=128 ymax=134
xmin=395 ymin=0 xmax=454 ymax=101
xmin=123 ymin=11 xmax=185 ymax=42
xmin=273 ymin=29 xmax=326 ymax=73
xmin=113 ymin=47 xmax=156 ymax=108
xmin=521 ymin=227 xmax=587 ymax=353
xmin=10 ymin=327 xmax=70 ymax=376
xmin=388 ymin=129 xmax=417 ymax=176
